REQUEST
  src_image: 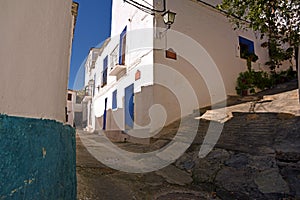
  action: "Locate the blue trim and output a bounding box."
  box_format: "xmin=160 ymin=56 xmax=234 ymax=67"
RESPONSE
xmin=112 ymin=90 xmax=117 ymax=109
xmin=102 ymin=56 xmax=108 ymax=86
xmin=239 ymin=36 xmax=255 ymax=55
xmin=103 ymin=56 xmax=108 ymax=70
xmin=125 ymin=84 xmax=134 ymax=129
xmin=119 ymin=26 xmax=127 ymax=65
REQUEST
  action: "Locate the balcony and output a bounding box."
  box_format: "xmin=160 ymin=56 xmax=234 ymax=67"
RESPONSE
xmin=109 ymin=64 xmax=126 ymax=76
xmin=82 ymin=80 xmax=94 ymax=101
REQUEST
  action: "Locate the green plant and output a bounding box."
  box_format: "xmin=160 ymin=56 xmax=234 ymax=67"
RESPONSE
xmin=269 ymin=67 xmax=297 ymax=85
xmin=236 ymin=67 xmax=297 ymax=96
xmin=262 ymin=39 xmax=294 ymax=71
xmin=246 ymin=53 xmax=259 ymax=71
xmin=236 ymin=71 xmax=254 ymax=95
xmin=236 ymin=70 xmax=271 ymax=96
xmin=218 ymin=0 xmax=299 ymax=73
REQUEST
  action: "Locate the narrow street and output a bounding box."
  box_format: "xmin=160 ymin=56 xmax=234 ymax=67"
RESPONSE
xmin=77 ymin=89 xmax=300 ymax=200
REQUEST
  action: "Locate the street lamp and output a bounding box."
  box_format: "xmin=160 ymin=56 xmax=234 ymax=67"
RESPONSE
xmin=162 ymin=10 xmax=176 ymax=29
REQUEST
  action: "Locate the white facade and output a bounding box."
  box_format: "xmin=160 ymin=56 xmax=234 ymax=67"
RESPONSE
xmin=84 ymin=0 xmax=155 ymax=131
xmin=83 ymin=0 xmax=290 ymax=132
xmin=66 ymin=90 xmax=82 ymax=127
xmin=0 ymin=0 xmax=77 ymax=122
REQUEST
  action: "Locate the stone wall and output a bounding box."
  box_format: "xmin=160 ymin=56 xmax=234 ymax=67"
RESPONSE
xmin=0 ymin=114 xmax=76 ymax=199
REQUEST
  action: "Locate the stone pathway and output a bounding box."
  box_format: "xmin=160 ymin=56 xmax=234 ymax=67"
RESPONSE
xmin=77 ymin=111 xmax=300 ymax=199
xmin=77 ymin=82 xmax=300 ymax=199
xmin=200 ymin=89 xmax=300 ymax=123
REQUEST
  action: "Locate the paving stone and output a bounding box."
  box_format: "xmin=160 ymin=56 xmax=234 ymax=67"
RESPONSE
xmin=142 ymin=173 xmax=164 ymax=186
xmin=193 ymin=168 xmax=217 ymax=183
xmin=248 ymin=155 xmax=276 ymax=170
xmin=175 ymin=153 xmax=196 ymax=171
xmin=155 ymin=165 xmax=193 ymax=186
xmin=216 ymin=166 xmax=255 ymax=194
xmin=254 ymin=168 xmax=290 ymax=194
xmin=224 ymin=153 xmax=249 ymax=168
xmin=206 ymin=148 xmax=231 ymax=162
xmin=279 ymin=166 xmax=300 ymax=197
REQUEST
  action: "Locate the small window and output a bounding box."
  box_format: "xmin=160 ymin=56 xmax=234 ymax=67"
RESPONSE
xmin=67 ymin=93 xmax=72 ymax=101
xmin=239 ymin=36 xmax=255 ymax=59
xmin=102 ymin=56 xmax=108 ymax=87
xmin=112 ymin=90 xmax=117 ymax=109
xmin=76 ymin=96 xmax=82 ymax=104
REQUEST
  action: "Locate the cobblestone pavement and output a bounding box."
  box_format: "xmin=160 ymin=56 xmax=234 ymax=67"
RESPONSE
xmin=77 ymin=81 xmax=300 ymax=199
xmin=76 ymin=131 xmax=217 ymax=200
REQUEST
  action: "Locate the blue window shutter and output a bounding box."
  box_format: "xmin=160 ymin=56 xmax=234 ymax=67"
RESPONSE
xmin=103 ymin=56 xmax=108 ymax=70
xmin=239 ymin=36 xmax=255 ymax=59
xmin=112 ymin=90 xmax=117 ymax=109
xmin=119 ymin=26 xmax=127 ymax=65
xmin=249 ymin=41 xmax=254 ymax=54
xmin=102 ymin=56 xmax=108 ymax=86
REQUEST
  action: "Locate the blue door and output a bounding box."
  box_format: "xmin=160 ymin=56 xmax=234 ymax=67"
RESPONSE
xmin=125 ymin=84 xmax=134 ymax=129
xmin=103 ymin=98 xmax=107 ymax=130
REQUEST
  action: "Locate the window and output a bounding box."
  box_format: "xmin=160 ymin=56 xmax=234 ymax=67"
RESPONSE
xmin=119 ymin=26 xmax=127 ymax=65
xmin=67 ymin=93 xmax=72 ymax=101
xmin=112 ymin=90 xmax=117 ymax=109
xmin=239 ymin=36 xmax=255 ymax=59
xmin=102 ymin=56 xmax=108 ymax=87
xmin=76 ymin=96 xmax=82 ymax=104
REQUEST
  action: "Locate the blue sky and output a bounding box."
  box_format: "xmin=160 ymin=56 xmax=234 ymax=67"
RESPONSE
xmin=69 ymin=0 xmax=112 ymax=90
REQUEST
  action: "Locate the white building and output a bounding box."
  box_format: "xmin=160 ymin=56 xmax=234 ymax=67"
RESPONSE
xmin=83 ymin=0 xmax=290 ymax=133
xmin=66 ymin=89 xmax=83 ymax=127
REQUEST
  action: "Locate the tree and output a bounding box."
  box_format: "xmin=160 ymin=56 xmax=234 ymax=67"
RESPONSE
xmin=217 ymin=0 xmax=299 ymax=71
xmin=218 ymin=0 xmax=300 ymax=101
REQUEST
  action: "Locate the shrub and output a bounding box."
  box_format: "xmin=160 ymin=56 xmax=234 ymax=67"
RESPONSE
xmin=236 ymin=67 xmax=297 ymax=96
xmin=236 ymin=70 xmax=272 ymax=96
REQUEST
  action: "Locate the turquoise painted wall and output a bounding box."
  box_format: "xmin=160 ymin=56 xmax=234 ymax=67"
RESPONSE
xmin=0 ymin=114 xmax=76 ymax=199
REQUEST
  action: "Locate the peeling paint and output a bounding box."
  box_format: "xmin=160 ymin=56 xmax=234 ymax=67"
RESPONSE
xmin=42 ymin=147 xmax=47 ymax=158
xmin=8 ymin=177 xmax=36 ymax=197
xmin=24 ymin=178 xmax=35 ymax=185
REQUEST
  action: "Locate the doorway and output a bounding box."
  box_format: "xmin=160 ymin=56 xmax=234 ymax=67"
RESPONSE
xmin=124 ymin=84 xmax=134 ymax=129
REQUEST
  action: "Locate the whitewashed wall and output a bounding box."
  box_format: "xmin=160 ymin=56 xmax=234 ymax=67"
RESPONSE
xmin=0 ymin=0 xmax=74 ymax=122
xmin=156 ymin=0 xmax=271 ymax=97
xmin=86 ymin=0 xmax=292 ymax=131
xmin=90 ymin=0 xmax=155 ymax=130
xmin=149 ymin=0 xmax=282 ymax=128
xmin=66 ymin=90 xmax=82 ymax=126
